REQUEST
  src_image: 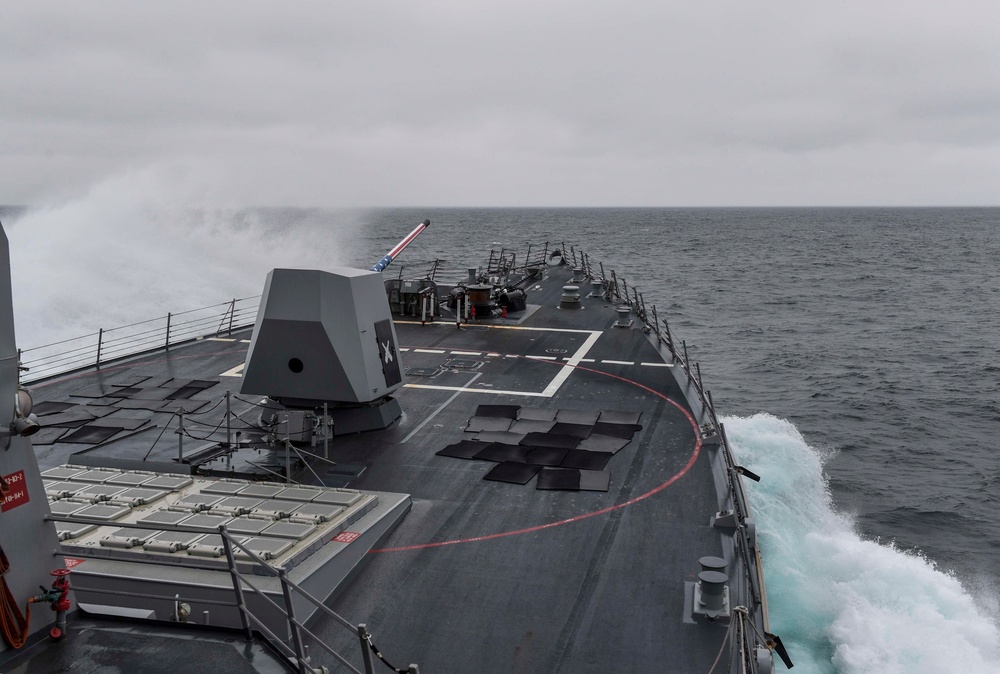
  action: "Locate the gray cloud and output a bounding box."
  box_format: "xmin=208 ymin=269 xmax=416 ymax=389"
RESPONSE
xmin=2 ymin=1 xmax=998 ymax=206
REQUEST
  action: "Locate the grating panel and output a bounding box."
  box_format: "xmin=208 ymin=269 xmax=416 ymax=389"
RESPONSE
xmin=199 ymin=481 xmax=248 ymax=496
xmin=143 ymin=475 xmax=194 ymax=491
xmin=41 ymin=467 xmax=88 ymax=481
xmin=73 ymin=469 xmax=123 ymax=483
xmin=137 ymin=510 xmax=190 ymax=527
xmin=238 ymin=484 xmax=286 ymax=499
xmin=75 ymin=504 xmax=132 ymax=521
xmin=261 ymin=521 xmax=316 ymax=540
xmin=274 ymin=487 xmax=321 ymax=502
xmin=105 ymin=472 xmax=157 ymax=487
xmin=314 ymin=491 xmax=363 ymax=507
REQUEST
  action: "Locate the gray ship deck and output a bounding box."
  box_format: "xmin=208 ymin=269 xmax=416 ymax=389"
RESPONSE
xmin=24 ymin=264 xmax=736 ymax=673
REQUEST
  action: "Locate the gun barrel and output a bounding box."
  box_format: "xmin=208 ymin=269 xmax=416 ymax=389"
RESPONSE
xmin=370 ymin=219 xmax=431 ymax=273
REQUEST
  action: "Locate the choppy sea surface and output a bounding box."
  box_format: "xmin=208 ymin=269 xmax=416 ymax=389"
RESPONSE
xmin=4 ymin=202 xmax=999 ymax=673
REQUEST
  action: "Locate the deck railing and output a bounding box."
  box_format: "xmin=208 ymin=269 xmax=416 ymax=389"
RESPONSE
xmin=18 ymin=296 xmax=261 ymax=384
xmin=44 ymin=513 xmax=417 ymax=674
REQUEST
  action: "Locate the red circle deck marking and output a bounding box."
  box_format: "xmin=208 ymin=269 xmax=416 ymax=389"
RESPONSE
xmin=28 ymin=342 xmax=703 ymax=552
xmin=371 ymin=358 xmax=703 ymax=553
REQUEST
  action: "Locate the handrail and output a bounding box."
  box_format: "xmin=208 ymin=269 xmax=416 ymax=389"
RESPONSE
xmin=18 ymin=295 xmax=261 ymax=384
xmin=597 ymin=257 xmax=780 ymax=671
xmin=46 ymin=512 xmax=417 ymax=673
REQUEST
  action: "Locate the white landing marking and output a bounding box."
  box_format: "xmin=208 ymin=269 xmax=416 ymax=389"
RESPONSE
xmin=540 ymin=330 xmax=602 ymax=397
xmin=240 ymin=339 xmax=251 ymax=343
xmin=414 ymin=348 xmax=446 ymax=354
xmin=220 ymin=363 xmax=245 ymax=378
xmin=602 ymin=360 xmax=634 ymax=365
xmin=402 ymin=373 xmax=482 ymax=443
xmin=450 ymin=351 xmax=482 ymax=356
xmin=403 ymin=328 xmax=603 ymax=398
xmin=641 ymin=362 xmax=674 ymax=367
xmin=487 ymin=352 xmax=501 ymax=358
xmin=206 ymin=337 xmax=236 ymax=342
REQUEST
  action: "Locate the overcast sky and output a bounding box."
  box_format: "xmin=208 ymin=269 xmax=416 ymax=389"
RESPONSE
xmin=2 ymin=1 xmax=998 ymax=207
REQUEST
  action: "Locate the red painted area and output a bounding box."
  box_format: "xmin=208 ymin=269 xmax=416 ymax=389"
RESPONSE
xmin=1 ymin=470 xmax=29 ymax=512
xmin=334 ymin=531 xmax=361 ymax=543
xmin=63 ymin=558 xmax=85 ymax=569
xmin=372 ymin=358 xmax=703 ymax=553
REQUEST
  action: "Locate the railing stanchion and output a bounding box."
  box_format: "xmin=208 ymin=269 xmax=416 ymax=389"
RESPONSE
xmin=358 ymin=624 xmax=376 ymax=674
xmin=96 ymin=328 xmax=103 ymax=367
xmin=278 ymin=569 xmax=310 ymax=673
xmin=220 ymin=528 xmax=254 ymax=642
xmin=228 ymin=299 xmax=235 ymax=336
xmin=176 ymin=412 xmax=184 ymax=462
xmin=165 ymin=313 xmax=172 ymax=349
xmin=226 ymin=391 xmax=232 ymax=449
xmin=323 ymin=402 xmax=330 ymax=460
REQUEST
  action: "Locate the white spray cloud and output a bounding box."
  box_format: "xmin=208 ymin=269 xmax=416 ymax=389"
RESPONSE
xmin=7 ymin=162 xmax=362 ymax=349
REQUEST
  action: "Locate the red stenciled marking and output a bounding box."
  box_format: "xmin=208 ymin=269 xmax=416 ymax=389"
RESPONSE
xmin=63 ymin=558 xmax=85 ymax=569
xmin=371 ymin=359 xmax=702 ymax=553
xmin=334 ymin=531 xmax=361 ymax=543
xmin=1 ymin=470 xmax=29 ymax=512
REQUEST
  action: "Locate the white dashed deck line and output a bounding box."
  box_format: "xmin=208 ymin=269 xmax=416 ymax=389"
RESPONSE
xmin=402 ymin=325 xmax=603 ymax=398
xmin=640 ymin=362 xmax=674 ymax=368
xmin=601 ymin=360 xmax=634 ymax=365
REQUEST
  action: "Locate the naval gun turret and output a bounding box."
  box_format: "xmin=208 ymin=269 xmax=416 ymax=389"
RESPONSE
xmin=239 ymin=220 xmax=430 ymax=438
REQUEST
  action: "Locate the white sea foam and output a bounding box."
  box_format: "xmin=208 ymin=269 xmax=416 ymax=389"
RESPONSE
xmin=724 ymin=413 xmax=1000 ymax=673
xmin=7 ymin=164 xmax=358 ymax=349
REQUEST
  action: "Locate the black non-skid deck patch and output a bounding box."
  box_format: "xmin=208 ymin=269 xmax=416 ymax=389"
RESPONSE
xmin=68 ymin=385 xmax=116 ymax=399
xmin=525 ymin=447 xmax=570 ymax=466
xmin=28 ymin=426 xmax=69 ymax=445
xmin=597 ymin=410 xmax=643 ymax=426
xmin=111 ymin=399 xmax=168 ymax=411
xmin=445 ymin=406 xmax=641 ymax=489
xmin=536 ymin=468 xmax=611 ymax=492
xmin=166 ymin=386 xmax=202 ymax=400
xmin=59 ymin=425 xmax=125 ymax=444
xmin=31 ymin=401 xmax=77 ymax=416
xmin=515 ymin=408 xmax=557 ymax=422
xmin=89 ymin=418 xmax=152 ymax=431
xmin=576 ymin=434 xmax=631 ymax=453
xmin=560 ymin=449 xmax=612 ymax=471
xmin=549 ymin=422 xmax=593 ymax=439
xmin=474 ymin=431 xmax=525 ymax=445
xmin=475 ymin=404 xmax=521 ymax=419
xmin=465 ymin=416 xmax=514 ymax=433
xmin=38 ymin=408 xmax=96 ymax=426
xmin=519 ymin=432 xmax=580 ymax=450
xmin=535 ymin=468 xmax=580 ymax=490
xmin=554 ymin=409 xmax=601 ymax=425
xmin=473 ymin=443 xmax=530 ymax=463
xmin=508 ymin=419 xmax=556 ymax=434
xmin=160 ymin=400 xmax=211 ymax=414
xmin=107 ymin=387 xmax=143 ymax=398
xmin=128 ymin=388 xmax=175 ymax=401
xmin=436 ymin=440 xmax=491 ymax=460
xmin=483 ymin=462 xmax=541 ymax=485
xmin=591 ymin=422 xmax=641 ymax=439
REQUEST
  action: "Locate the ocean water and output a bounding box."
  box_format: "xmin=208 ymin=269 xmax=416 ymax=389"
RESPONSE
xmin=3 ymin=197 xmax=999 ymax=672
